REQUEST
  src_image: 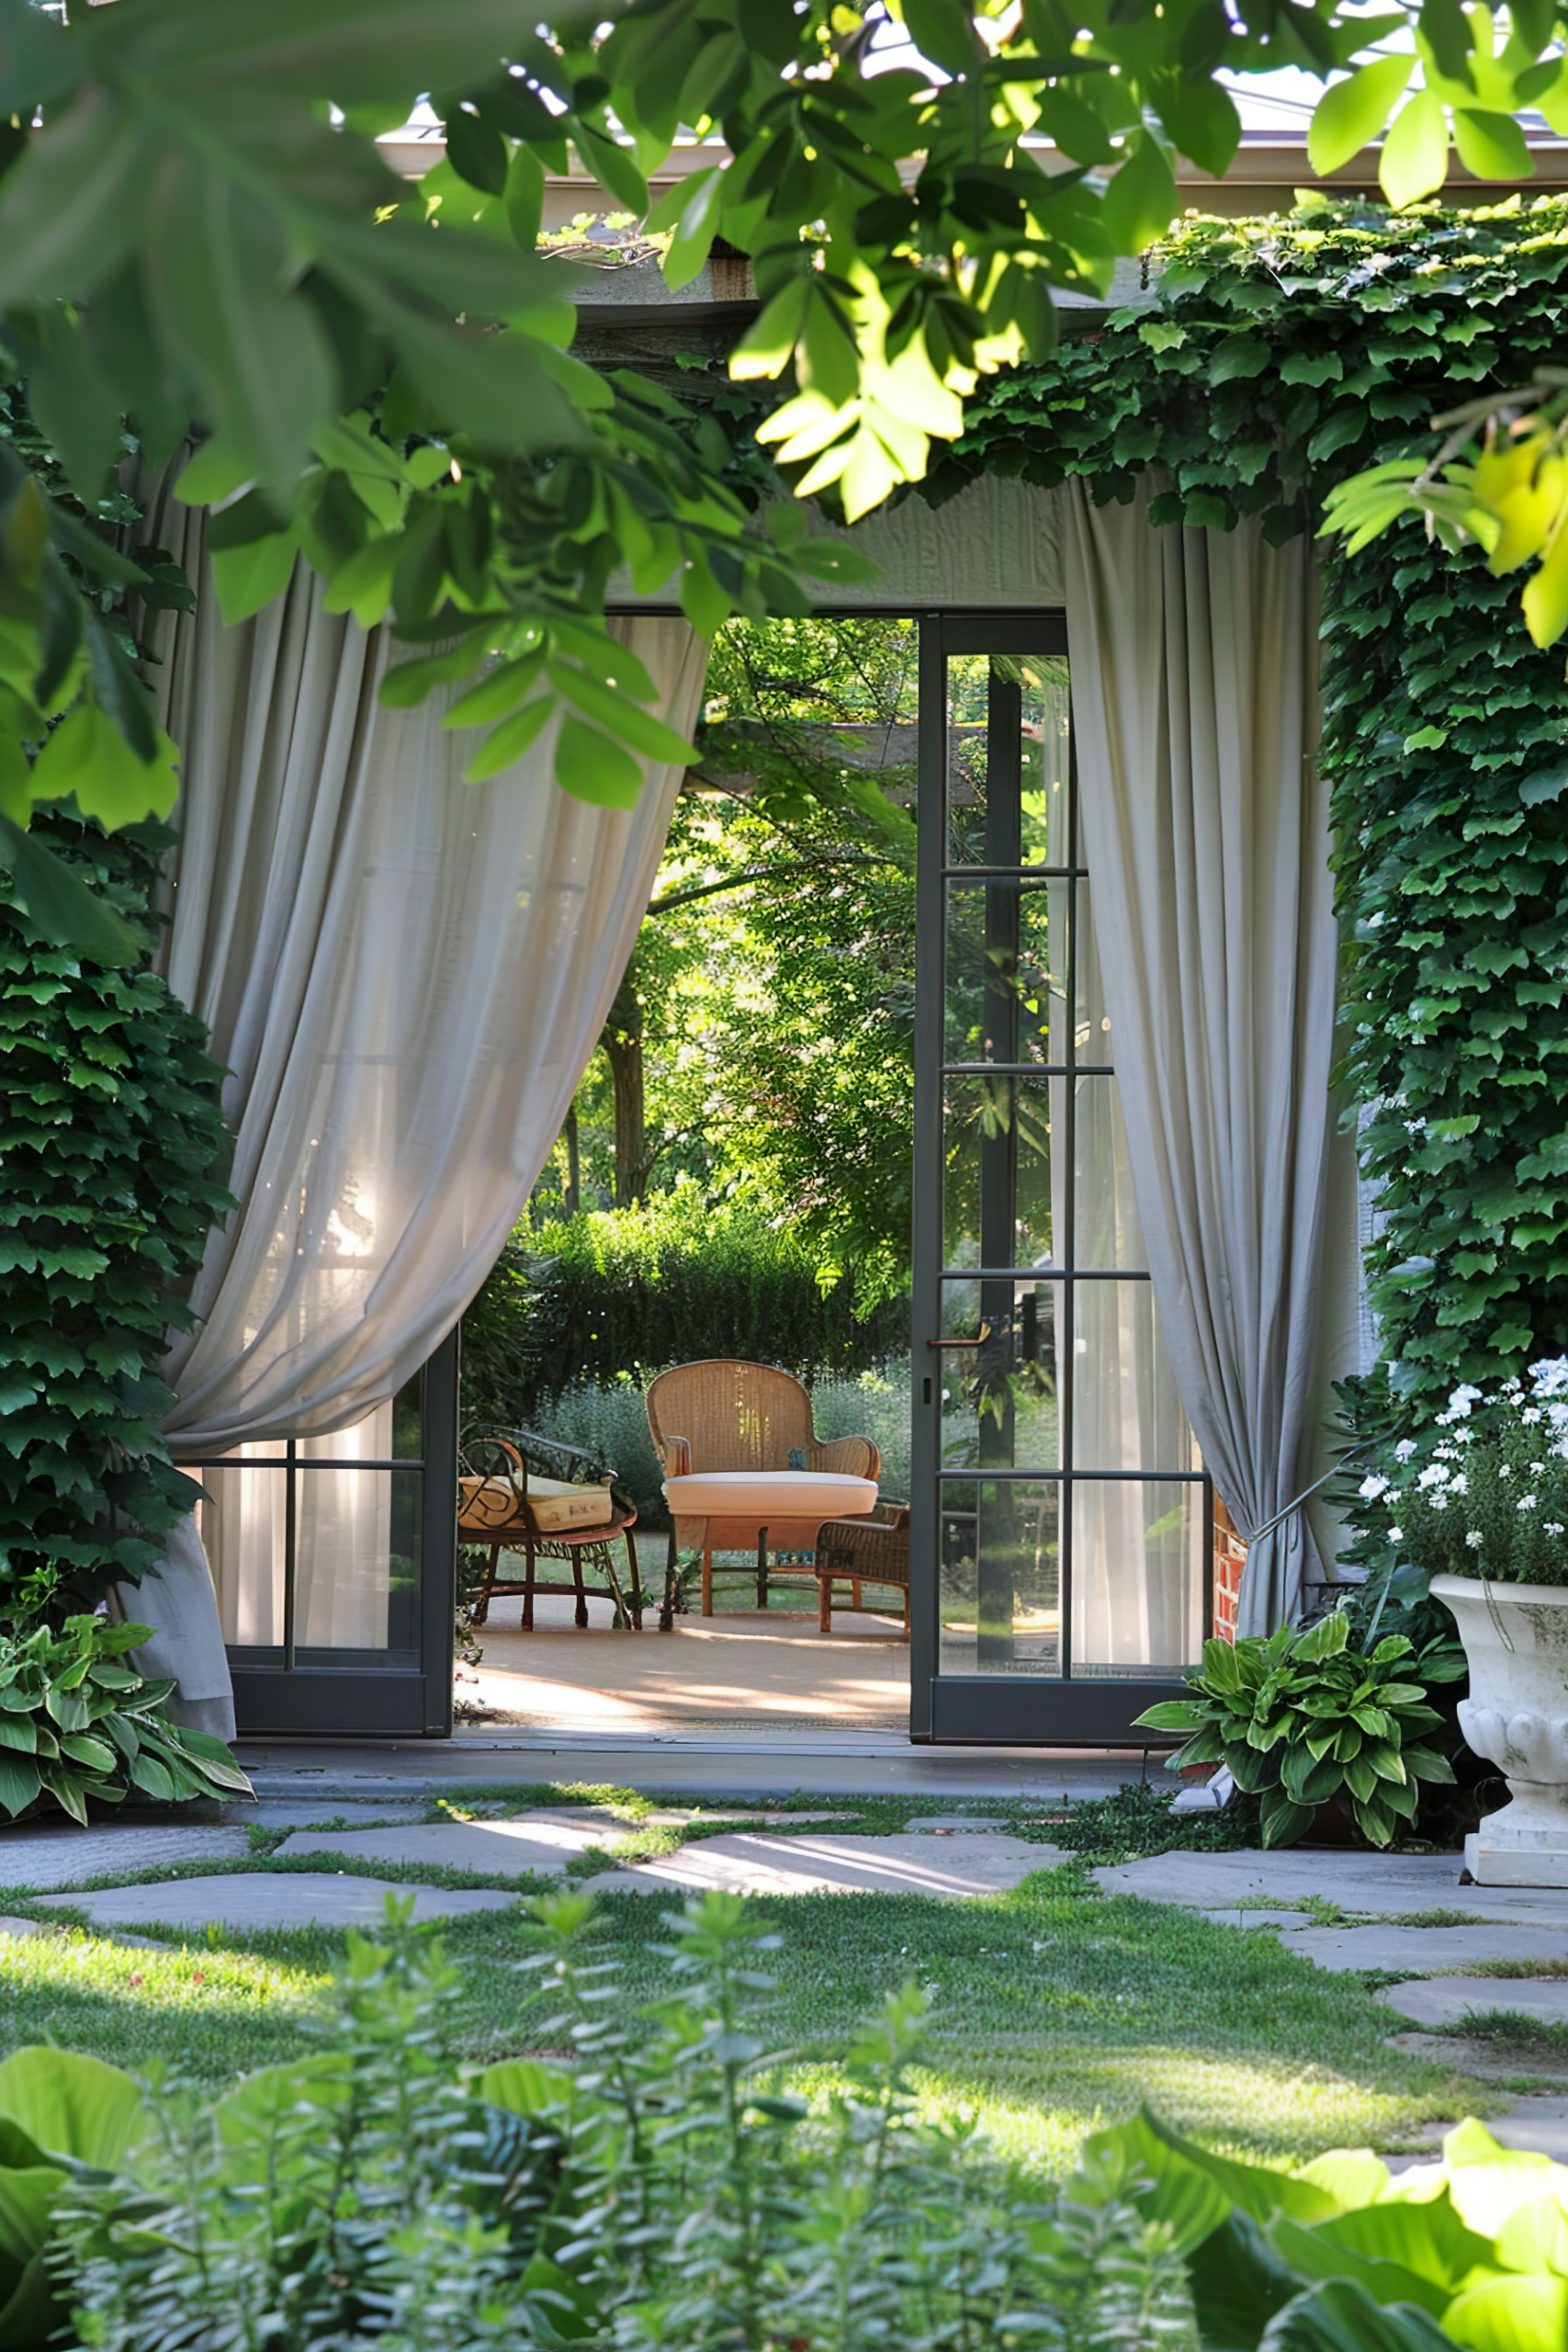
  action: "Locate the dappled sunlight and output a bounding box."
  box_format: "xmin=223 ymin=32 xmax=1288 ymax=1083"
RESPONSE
xmin=470 ymin=1606 xmax=909 ymax=1727
xmin=0 ymin=1926 xmax=328 ymax=2081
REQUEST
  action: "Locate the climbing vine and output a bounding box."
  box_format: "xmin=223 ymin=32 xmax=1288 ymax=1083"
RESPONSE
xmin=931 ymin=193 xmax=1568 ymax=1424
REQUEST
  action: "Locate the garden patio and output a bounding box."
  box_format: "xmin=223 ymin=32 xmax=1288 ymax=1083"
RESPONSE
xmin=17 ymin=5 xmax=1568 ymax=2346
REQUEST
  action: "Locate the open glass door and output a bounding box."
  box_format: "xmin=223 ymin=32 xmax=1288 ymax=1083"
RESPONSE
xmin=909 ymin=617 xmax=1212 ymax=1744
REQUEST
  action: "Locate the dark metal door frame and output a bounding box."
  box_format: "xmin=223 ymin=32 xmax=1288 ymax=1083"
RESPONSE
xmin=910 ymin=613 xmax=1212 ymax=1746
xmin=186 ymin=1332 xmax=458 ymax=1739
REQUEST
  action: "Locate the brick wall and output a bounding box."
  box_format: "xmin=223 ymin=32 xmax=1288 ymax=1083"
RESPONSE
xmin=1213 ymin=1493 xmax=1248 ymax=1645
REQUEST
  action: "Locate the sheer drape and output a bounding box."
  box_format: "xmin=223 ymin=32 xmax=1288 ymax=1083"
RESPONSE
xmin=125 ymin=493 xmax=704 ymax=1724
xmin=1063 ymin=478 xmax=1337 ymax=1634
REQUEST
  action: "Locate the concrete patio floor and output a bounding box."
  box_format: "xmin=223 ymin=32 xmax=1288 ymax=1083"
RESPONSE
xmin=463 ymin=1586 xmax=910 ymax=1732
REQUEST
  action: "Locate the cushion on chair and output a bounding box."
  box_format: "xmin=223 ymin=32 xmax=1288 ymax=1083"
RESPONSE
xmin=663 ymin=1469 xmax=878 ymax=1519
xmin=459 ymin=1474 xmax=615 ymax=1535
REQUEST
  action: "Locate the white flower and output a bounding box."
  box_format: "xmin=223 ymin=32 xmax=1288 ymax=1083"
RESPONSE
xmin=1525 ymin=1408 xmax=1543 ymax=1425
xmin=1388 ymin=1525 xmax=1404 ymax=1543
xmin=1532 ymin=1357 xmax=1568 ymax=1398
xmin=1466 ymin=1531 xmax=1483 ymax=1549
xmin=1417 ymin=1464 xmax=1450 ymax=1490
xmin=1394 ymin=1439 xmax=1417 ymax=1462
xmin=1448 ymin=1384 xmax=1483 ymax=1419
xmin=1549 ymin=1523 xmax=1566 ymax=1538
xmin=1450 ymin=1473 xmax=1469 ymax=1495
xmin=1359 ymin=1474 xmax=1392 ymax=1501
xmin=1431 ymin=1496 xmax=1449 ymax=1512
xmin=1519 ymin=1495 xmax=1540 ymax=1511
xmin=1499 ymin=1464 xmax=1513 ymax=1480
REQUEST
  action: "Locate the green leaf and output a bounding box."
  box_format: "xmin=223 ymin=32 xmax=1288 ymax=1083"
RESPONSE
xmin=1308 ymin=56 xmax=1415 ymax=176
xmin=209 ymin=525 xmax=301 ymax=628
xmin=1450 ymin=108 xmax=1532 ymax=181
xmin=0 ymin=90 xmax=152 ymax=306
xmin=551 ymin=667 xmax=698 ymax=767
xmin=1379 ymin=88 xmax=1450 ymax=209
xmin=554 ymin=715 xmax=645 ymax=809
xmin=28 ymin=706 xmax=180 ymax=830
xmin=1099 ymin=130 xmax=1178 ymax=256
xmin=464 ymin=695 xmax=553 ymax=782
xmin=1260 ymin=2278 xmax=1458 ymax=2349
xmin=0 ymin=1755 xmax=39 ymax=1819
xmin=0 ymin=2048 xmax=145 ymax=2169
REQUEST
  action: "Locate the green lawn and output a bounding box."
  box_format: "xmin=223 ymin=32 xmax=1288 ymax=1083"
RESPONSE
xmin=0 ymin=1793 xmax=1495 ymax=2173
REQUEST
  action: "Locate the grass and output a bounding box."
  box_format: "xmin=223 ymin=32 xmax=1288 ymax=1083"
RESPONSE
xmin=1433 ymin=2009 xmax=1568 ymax=2064
xmin=0 ymin=1832 xmax=1498 ymax=2168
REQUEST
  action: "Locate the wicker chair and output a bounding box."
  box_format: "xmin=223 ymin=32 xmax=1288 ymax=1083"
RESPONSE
xmin=457 ymin=1430 xmax=642 ymax=1631
xmin=813 ymin=1502 xmax=910 ymax=1636
xmin=646 ymin=1359 xmax=880 ymax=1620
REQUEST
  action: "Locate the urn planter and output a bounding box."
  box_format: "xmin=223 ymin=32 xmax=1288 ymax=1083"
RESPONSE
xmin=1432 ymin=1572 xmax=1568 ymax=1886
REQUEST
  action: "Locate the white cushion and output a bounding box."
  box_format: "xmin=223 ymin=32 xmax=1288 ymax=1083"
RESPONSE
xmin=663 ymin=1470 xmax=878 ymax=1519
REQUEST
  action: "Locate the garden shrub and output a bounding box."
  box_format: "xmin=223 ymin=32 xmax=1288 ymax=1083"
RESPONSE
xmin=461 ymin=1183 xmax=908 ymax=1432
xmin=0 ymin=814 xmax=231 ymax=1598
xmin=1136 ymin=1610 xmax=1464 ymax=1849
xmin=44 ymin=1891 xmax=1568 ymax=2350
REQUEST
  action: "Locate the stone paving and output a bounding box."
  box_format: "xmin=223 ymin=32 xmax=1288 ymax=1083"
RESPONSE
xmin=578 ymin=1830 xmax=1055 ymax=1900
xmin=37 ymin=1874 xmax=518 ymax=1933
xmin=18 ymin=1786 xmax=1568 ymax=2156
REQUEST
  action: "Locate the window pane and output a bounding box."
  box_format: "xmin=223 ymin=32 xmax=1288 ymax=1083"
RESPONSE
xmin=1073 ymin=879 xmax=1112 ymax=1065
xmin=946 ymin=654 xmax=1072 ymax=867
xmin=943 ymin=1072 xmax=1060 ymax=1270
xmin=198 ymin=1461 xmax=287 ymax=1647
xmin=298 ymin=1467 xmax=421 ymax=1653
xmin=944 ymin=880 xmax=1069 ymax=1066
xmin=299 ymin=1396 xmax=396 ymax=1463
xmin=939 ymin=1278 xmax=1060 ymax=1469
xmin=1071 ymin=1479 xmax=1204 ymax=1678
xmin=939 ymin=1479 xmax=1061 ymax=1673
xmin=1071 ymin=1078 xmax=1145 ymax=1270
xmin=1071 ymin=1282 xmax=1196 ymax=1471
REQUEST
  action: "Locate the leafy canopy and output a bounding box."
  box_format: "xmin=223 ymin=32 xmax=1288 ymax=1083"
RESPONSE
xmin=3 ymin=0 xmax=1567 ymax=939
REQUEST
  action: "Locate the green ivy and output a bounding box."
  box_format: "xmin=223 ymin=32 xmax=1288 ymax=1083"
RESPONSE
xmin=0 ymin=814 xmax=231 ymax=1595
xmin=932 ymin=193 xmax=1568 ymax=1419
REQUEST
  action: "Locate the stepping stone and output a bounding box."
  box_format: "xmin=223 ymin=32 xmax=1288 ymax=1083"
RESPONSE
xmin=905 ymin=1815 xmax=1017 ymax=1833
xmin=571 ymin=1831 xmax=1056 ymax=1901
xmin=277 ymin=1818 xmax=616 ymax=1875
xmin=1378 ymin=1977 xmax=1568 ymax=2029
xmin=1094 ymin=1850 xmax=1568 ymax=1926
xmin=520 ymin=1807 xmax=849 ymax=1829
xmin=226 ymin=1802 xmax=427 ymax=1829
xmin=0 ymin=1824 xmax=252 ymax=1891
xmin=1491 ymin=2098 xmax=1568 ymax=2163
xmin=1388 ymin=2031 xmax=1568 ymax=2082
xmin=1197 ymin=1907 xmax=1304 ymax=1932
xmin=36 ymin=1874 xmax=516 ymax=1934
xmin=1292 ymin=1925 xmax=1568 ymax=1974
xmin=0 ymin=1914 xmax=53 ymax=1939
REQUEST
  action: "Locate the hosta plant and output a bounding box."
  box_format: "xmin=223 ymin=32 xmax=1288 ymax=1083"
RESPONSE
xmin=1134 ymin=1611 xmax=1464 ymax=1849
xmin=0 ymin=1612 xmax=252 ymax=1823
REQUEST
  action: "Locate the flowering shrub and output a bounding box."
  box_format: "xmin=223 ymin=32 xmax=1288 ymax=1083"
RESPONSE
xmin=1359 ymin=1358 xmax=1568 ymax=1587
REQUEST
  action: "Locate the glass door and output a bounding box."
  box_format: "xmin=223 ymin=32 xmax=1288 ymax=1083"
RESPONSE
xmin=909 ymin=617 xmax=1211 ymax=1744
xmin=180 ymin=1334 xmax=458 ymax=1736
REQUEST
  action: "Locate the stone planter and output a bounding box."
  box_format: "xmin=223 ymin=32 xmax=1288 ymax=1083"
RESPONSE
xmin=1432 ymin=1572 xmax=1568 ymax=1885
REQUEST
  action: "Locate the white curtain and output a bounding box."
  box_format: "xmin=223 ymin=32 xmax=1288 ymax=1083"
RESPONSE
xmin=126 ymin=493 xmax=705 ymax=1726
xmin=1063 ymin=479 xmax=1337 ymax=1635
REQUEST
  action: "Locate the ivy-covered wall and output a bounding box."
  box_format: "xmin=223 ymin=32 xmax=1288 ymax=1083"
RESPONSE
xmin=934 ymin=195 xmax=1568 ymax=1424
xmin=0 ymin=816 xmax=231 ymax=1595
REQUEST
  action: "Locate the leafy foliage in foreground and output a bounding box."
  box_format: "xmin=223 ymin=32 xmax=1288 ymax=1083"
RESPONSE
xmin=939 ymin=198 xmax=1568 ymax=1437
xmin=0 ymin=2043 xmax=146 ymax=2349
xmin=41 ymin=1892 xmax=1568 ymax=2351
xmin=0 ymin=817 xmax=230 ymax=1592
xmin=1136 ymin=1612 xmax=1464 ymax=1849
xmin=0 ymin=1613 xmax=253 ymax=1826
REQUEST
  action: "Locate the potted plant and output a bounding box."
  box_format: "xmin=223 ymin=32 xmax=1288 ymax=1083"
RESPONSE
xmin=1359 ymin=1357 xmax=1568 ymax=1885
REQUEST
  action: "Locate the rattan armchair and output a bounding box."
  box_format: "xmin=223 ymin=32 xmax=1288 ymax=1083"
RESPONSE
xmin=646 ymin=1359 xmax=880 ymax=1620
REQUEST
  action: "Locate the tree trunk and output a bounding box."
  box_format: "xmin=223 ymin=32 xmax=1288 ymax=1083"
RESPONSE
xmin=562 ymin=1103 xmax=581 ymax=1216
xmin=603 ymin=975 xmax=647 ymax=1206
